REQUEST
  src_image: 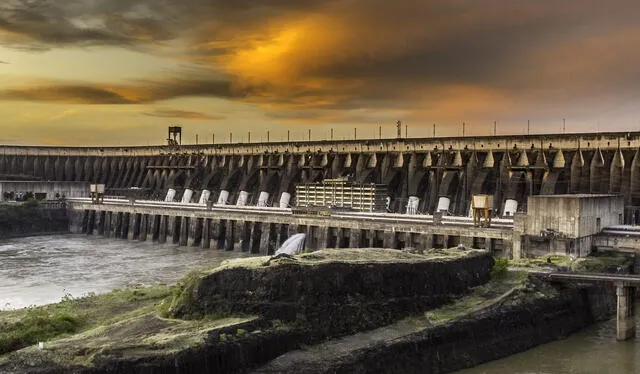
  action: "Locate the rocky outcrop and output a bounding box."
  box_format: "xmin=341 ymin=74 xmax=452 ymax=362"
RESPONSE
xmin=172 ymin=249 xmax=494 ymax=339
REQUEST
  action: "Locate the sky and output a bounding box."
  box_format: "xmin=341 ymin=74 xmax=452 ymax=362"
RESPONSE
xmin=1 ymin=0 xmax=640 ymax=146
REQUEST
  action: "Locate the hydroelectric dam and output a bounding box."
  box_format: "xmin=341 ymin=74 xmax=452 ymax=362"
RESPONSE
xmin=2 ymin=131 xmax=640 ymax=258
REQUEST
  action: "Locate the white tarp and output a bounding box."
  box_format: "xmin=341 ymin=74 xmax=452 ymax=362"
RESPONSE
xmin=274 ymin=233 xmax=306 ymax=256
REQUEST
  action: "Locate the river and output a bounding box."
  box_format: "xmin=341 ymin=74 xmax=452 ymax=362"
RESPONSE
xmin=1 ymin=235 xmax=638 ymax=373
xmin=0 ymin=234 xmax=251 ymax=310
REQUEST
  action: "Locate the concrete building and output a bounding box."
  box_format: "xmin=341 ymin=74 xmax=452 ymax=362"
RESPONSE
xmin=295 ymin=178 xmax=388 ymax=212
xmin=0 ymin=181 xmax=90 ymax=201
xmin=514 ymin=194 xmax=624 ymax=258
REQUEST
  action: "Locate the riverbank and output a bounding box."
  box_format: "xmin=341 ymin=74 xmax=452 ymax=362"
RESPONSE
xmin=0 ymin=248 xmax=625 ymax=374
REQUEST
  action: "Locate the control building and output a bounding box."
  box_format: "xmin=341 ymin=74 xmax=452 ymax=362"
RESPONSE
xmin=295 ymin=177 xmax=388 ymax=212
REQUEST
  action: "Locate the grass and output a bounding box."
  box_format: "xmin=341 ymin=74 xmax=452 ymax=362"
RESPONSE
xmin=0 ymin=285 xmax=172 ymax=356
xmin=425 ymin=270 xmax=530 ymax=324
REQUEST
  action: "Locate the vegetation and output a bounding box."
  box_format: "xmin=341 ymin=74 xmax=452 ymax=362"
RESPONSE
xmin=491 ymin=257 xmax=510 ymax=278
xmin=509 ymin=252 xmax=634 ymax=273
xmin=0 ymin=285 xmax=172 ymax=356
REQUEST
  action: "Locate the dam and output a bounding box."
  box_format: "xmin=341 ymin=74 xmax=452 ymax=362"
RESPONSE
xmin=3 ymin=131 xmax=640 ymax=259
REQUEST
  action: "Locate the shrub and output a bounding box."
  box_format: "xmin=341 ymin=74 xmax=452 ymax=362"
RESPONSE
xmin=491 ymin=257 xmax=509 ymax=278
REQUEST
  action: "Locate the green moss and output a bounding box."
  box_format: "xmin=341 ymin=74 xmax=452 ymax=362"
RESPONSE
xmin=0 ymin=309 xmax=81 ymax=355
xmin=0 ymin=285 xmax=172 ymax=356
xmin=491 ymin=258 xmax=509 ymax=278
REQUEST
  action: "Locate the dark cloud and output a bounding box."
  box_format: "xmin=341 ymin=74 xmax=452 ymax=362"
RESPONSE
xmin=0 ymin=76 xmax=247 ymax=104
xmin=143 ymin=109 xmax=225 ymax=120
xmin=3 ymin=0 xmax=640 ymax=123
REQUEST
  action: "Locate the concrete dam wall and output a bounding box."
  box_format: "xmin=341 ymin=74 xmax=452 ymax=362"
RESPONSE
xmin=3 ymin=131 xmax=640 ymax=221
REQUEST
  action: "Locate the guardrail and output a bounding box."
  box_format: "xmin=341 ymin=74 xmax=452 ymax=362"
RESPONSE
xmin=66 ymin=197 xmax=514 ymax=228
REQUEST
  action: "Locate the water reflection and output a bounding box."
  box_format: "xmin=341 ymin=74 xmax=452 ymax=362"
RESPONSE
xmin=0 ymin=235 xmax=252 ymax=310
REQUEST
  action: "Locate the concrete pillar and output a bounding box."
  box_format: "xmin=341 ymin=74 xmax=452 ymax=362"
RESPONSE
xmin=179 ymin=217 xmax=189 ymax=246
xmin=113 ymin=213 xmax=123 ymax=239
xmin=279 ymin=192 xmax=291 ymax=208
xmin=201 ymin=218 xmax=211 ymax=249
xmin=225 ymin=220 xmax=236 ymax=251
xmin=349 ymin=229 xmax=361 ymax=248
xmin=617 ymin=284 xmax=636 ymax=341
xmin=512 ymin=235 xmax=523 ymax=260
xmin=217 ymin=190 xmax=229 ymax=205
xmin=92 ymin=210 xmax=102 ymax=236
xmin=181 ymin=189 xmax=193 ymax=204
xmin=158 ymin=215 xmax=168 ymax=244
xmin=198 ymin=190 xmax=211 ymax=205
xmin=165 ymin=188 xmax=176 ymax=202
xmin=150 ymin=215 xmax=160 ymax=242
xmin=251 ymin=222 xmax=262 ymax=253
xmin=257 ymin=192 xmax=269 ymax=207
xmin=317 ymin=227 xmax=328 ymax=250
xmin=240 ymin=221 xmax=252 ymax=251
xmin=437 ymin=197 xmax=451 ymax=213
xmin=188 ymin=218 xmax=202 ymax=247
xmin=215 ymin=220 xmax=226 ymax=249
xmin=420 ymin=234 xmax=434 ymax=250
xmin=139 ymin=214 xmax=148 ymax=241
xmin=503 ymin=199 xmax=518 ymax=216
xmin=128 ymin=213 xmax=140 ymax=240
xmin=236 ymin=191 xmax=249 ymax=206
xmin=384 ymin=231 xmax=398 ymax=249
xmin=102 ymin=211 xmax=112 ymax=237
xmin=258 ymin=223 xmax=272 ymax=255
xmin=406 ymin=196 xmax=420 ymax=215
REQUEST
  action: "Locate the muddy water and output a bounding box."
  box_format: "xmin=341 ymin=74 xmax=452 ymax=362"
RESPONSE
xmin=0 ymin=234 xmax=252 ymax=310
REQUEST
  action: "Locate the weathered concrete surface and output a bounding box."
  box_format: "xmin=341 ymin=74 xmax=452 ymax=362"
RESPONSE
xmin=171 ymin=249 xmax=494 ymax=340
xmin=2 ymin=131 xmax=640 ymax=220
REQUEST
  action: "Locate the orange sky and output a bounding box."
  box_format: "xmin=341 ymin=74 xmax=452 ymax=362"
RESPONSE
xmin=1 ymin=0 xmax=640 ymax=146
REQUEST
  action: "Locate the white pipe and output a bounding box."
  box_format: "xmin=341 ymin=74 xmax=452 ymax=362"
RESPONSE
xmin=198 ymin=190 xmax=211 ymax=204
xmin=437 ymin=197 xmax=451 ymax=214
xmin=503 ymin=199 xmax=518 ymax=216
xmin=236 ymin=191 xmax=249 ymax=206
xmin=217 ymin=190 xmax=229 ymax=205
xmin=257 ymin=191 xmax=269 ymax=207
xmin=165 ymin=188 xmax=176 ymax=202
xmin=181 ymin=189 xmax=193 ymax=204
xmin=279 ymin=192 xmax=291 ymax=208
xmin=406 ymin=196 xmax=419 ymax=215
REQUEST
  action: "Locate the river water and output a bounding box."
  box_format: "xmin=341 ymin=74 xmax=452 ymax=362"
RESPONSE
xmin=1 ymin=236 xmax=638 ymax=372
xmin=0 ymin=234 xmax=251 ymax=310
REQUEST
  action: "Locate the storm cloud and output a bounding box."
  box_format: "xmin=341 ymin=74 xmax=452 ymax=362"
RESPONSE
xmin=2 ymin=0 xmax=640 ymax=126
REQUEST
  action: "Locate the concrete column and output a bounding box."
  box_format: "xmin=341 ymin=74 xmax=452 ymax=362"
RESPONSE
xmin=198 ymin=190 xmax=211 ymax=205
xmin=102 ymin=211 xmax=112 ymax=237
xmin=257 ymin=192 xmax=269 ymax=207
xmin=128 ymin=213 xmax=140 ymax=240
xmin=317 ymin=227 xmax=328 ymax=250
xmin=188 ymin=218 xmax=202 ymax=247
xmin=215 ymin=220 xmax=226 ymax=249
xmin=158 ymin=215 xmax=167 ymax=244
xmin=258 ymin=223 xmax=272 ymax=255
xmin=165 ymin=188 xmax=176 ymax=202
xmin=97 ymin=211 xmax=106 ymax=236
xmin=384 ymin=232 xmax=398 ymax=249
xmin=406 ymin=196 xmax=420 ymax=215
xmin=113 ymin=213 xmax=123 ymax=239
xmin=92 ymin=210 xmax=101 ymax=236
xmin=179 ymin=217 xmax=189 ymax=246
xmin=350 ymin=229 xmax=361 ymax=248
xmin=503 ymin=199 xmax=518 ymax=216
xmin=166 ymin=216 xmax=176 ymax=244
xmin=420 ymin=234 xmax=434 ymax=250
xmin=279 ymin=192 xmax=291 ymax=208
xmin=224 ymin=220 xmax=236 ymax=251
xmin=236 ymin=191 xmax=249 ymax=206
xmin=139 ymin=214 xmax=148 ymax=241
xmin=250 ymin=222 xmax=262 ymax=253
xmin=512 ymin=235 xmax=523 ymax=260
xmin=181 ymin=189 xmax=194 ymax=204
xmin=616 ymin=284 xmax=636 ymax=341
xmin=201 ymin=218 xmax=211 ymax=249
xmin=217 ymin=190 xmax=229 ymax=205
xmin=240 ymin=221 xmax=252 ymax=251
xmin=150 ymin=215 xmax=160 ymax=242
